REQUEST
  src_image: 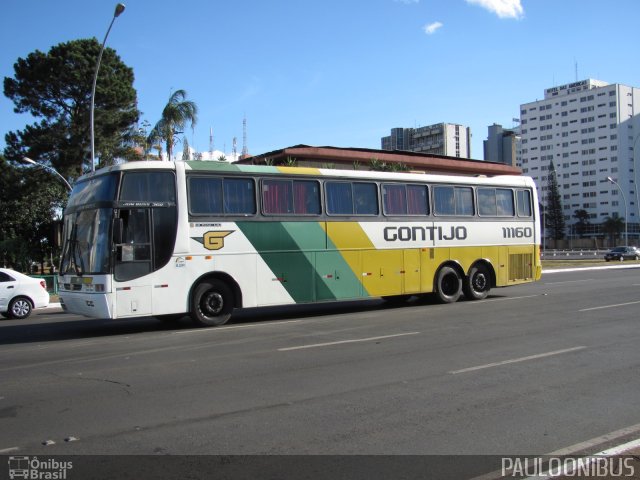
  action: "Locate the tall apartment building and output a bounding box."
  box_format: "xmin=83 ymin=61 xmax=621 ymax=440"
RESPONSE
xmin=381 ymin=123 xmax=471 ymax=158
xmin=484 ymin=123 xmax=520 ymax=167
xmin=520 ymin=79 xmax=640 ymax=240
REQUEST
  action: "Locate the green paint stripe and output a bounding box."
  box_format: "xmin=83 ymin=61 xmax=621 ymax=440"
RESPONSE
xmin=185 ymin=161 xmax=281 ymax=174
xmin=236 ymin=222 xmax=366 ymax=302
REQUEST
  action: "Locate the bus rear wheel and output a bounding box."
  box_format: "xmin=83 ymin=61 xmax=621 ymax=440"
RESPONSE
xmin=435 ymin=266 xmax=462 ymax=303
xmin=463 ymin=264 xmax=491 ymax=300
xmin=191 ymin=280 xmax=234 ymax=327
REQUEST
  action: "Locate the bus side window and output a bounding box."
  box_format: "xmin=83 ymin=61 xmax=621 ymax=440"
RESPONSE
xmin=435 ymin=186 xmax=474 ymax=216
xmin=354 ymin=183 xmax=378 ymax=215
xmin=326 ymin=182 xmax=353 ymax=215
xmin=517 ymin=189 xmax=532 ymax=217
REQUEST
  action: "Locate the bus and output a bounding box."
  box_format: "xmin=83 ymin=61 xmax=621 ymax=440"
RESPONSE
xmin=57 ymin=161 xmax=541 ymax=326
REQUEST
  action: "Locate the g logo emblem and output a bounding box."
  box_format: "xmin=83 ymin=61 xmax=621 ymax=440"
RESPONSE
xmin=203 ymin=231 xmax=233 ymax=250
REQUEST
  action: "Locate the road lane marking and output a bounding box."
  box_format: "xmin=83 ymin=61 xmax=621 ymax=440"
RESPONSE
xmin=579 ymin=300 xmax=640 ymax=312
xmin=0 ymin=447 xmax=20 ymax=453
xmin=544 ymin=279 xmax=594 ymax=285
xmin=278 ymin=332 xmax=420 ymax=352
xmin=449 ymin=346 xmax=586 ymax=374
xmin=523 ymin=437 xmax=640 ymax=480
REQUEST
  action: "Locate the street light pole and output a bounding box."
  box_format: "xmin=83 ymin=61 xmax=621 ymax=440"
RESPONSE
xmin=633 ymin=134 xmax=640 ymax=239
xmin=90 ymin=3 xmax=126 ymax=173
xmin=607 ymin=176 xmax=628 ymax=246
xmin=22 ymin=157 xmax=73 ymax=192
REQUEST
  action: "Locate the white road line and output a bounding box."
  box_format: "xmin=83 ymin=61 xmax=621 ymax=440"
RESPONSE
xmin=579 ymin=300 xmax=640 ymax=312
xmin=449 ymin=346 xmax=586 ymax=374
xmin=524 ymin=437 xmax=640 ymax=480
xmin=278 ymin=332 xmax=420 ymax=352
xmin=544 ymin=279 xmax=594 ymax=285
xmin=0 ymin=447 xmax=20 ymax=453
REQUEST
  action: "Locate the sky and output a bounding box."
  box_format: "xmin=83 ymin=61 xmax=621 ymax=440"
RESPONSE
xmin=1 ymin=0 xmax=639 ymax=161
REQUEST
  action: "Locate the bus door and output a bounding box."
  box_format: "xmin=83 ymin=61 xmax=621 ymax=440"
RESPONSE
xmin=113 ymin=208 xmax=153 ymax=317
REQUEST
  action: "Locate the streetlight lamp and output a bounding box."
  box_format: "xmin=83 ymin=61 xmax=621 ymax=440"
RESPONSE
xmin=607 ymin=176 xmax=628 ymax=246
xmin=22 ymin=157 xmax=73 ymax=192
xmin=90 ymin=3 xmax=126 ymax=173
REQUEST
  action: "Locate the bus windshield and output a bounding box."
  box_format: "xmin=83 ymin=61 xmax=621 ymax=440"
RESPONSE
xmin=60 ymin=174 xmax=117 ymax=275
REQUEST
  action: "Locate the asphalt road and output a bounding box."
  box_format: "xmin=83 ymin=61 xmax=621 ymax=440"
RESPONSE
xmin=1 ymin=265 xmax=640 ymax=476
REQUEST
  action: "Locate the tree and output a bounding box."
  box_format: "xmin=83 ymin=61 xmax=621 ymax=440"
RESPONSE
xmin=602 ymin=216 xmax=624 ymax=245
xmin=0 ymin=155 xmax=66 ymax=271
xmin=545 ymin=162 xmax=565 ymax=241
xmin=3 ymin=38 xmax=140 ymax=178
xmin=573 ymin=209 xmax=591 ymax=238
xmin=148 ymin=90 xmax=198 ymax=161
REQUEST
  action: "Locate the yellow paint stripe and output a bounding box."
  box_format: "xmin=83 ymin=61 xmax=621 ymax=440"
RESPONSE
xmin=276 ymin=166 xmax=321 ymax=175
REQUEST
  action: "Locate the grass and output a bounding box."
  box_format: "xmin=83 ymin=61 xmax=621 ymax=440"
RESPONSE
xmin=542 ymin=258 xmax=640 ymax=269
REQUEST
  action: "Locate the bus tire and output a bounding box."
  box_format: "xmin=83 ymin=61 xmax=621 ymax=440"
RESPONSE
xmin=435 ymin=266 xmax=462 ymax=304
xmin=191 ymin=280 xmax=234 ymax=327
xmin=463 ymin=264 xmax=491 ymax=300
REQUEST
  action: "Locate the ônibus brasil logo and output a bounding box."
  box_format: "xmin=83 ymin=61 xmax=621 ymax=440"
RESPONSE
xmin=8 ymin=456 xmax=72 ymax=480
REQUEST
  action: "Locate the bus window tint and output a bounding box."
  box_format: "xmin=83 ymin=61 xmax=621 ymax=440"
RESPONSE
xmin=189 ymin=177 xmax=223 ymax=214
xmin=354 ymin=183 xmax=378 ymax=215
xmin=496 ymin=189 xmax=514 ymax=216
xmin=262 ymin=179 xmax=320 ymax=215
xmin=517 ymin=189 xmax=532 ymax=217
xmin=120 ymin=172 xmax=175 ymax=202
xmin=478 ymin=188 xmax=514 ymax=217
xmin=262 ymin=180 xmax=292 ymax=214
xmin=383 ymin=184 xmax=428 ymax=216
xmin=188 ymin=177 xmax=255 ymax=215
xmin=407 ymin=185 xmax=429 ymax=215
xmin=383 ymin=184 xmax=407 ymax=215
xmin=293 ymin=181 xmax=321 ymax=215
xmin=326 ymin=182 xmax=353 ymax=215
xmin=223 ymin=178 xmax=256 ymax=215
xmin=434 ymin=186 xmax=474 ymax=216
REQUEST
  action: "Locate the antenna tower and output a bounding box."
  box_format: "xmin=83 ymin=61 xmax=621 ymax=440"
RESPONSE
xmin=209 ymin=127 xmax=214 ymax=157
xmin=242 ymin=116 xmax=248 ymax=157
xmin=232 ymin=137 xmax=237 ymax=160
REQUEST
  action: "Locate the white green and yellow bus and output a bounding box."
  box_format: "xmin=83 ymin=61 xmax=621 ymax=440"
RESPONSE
xmin=57 ymin=161 xmax=541 ymax=326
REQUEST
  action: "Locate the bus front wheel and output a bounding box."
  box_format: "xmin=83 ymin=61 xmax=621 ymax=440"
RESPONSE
xmin=435 ymin=266 xmax=462 ymax=303
xmin=191 ymin=280 xmax=234 ymax=327
xmin=463 ymin=264 xmax=491 ymax=300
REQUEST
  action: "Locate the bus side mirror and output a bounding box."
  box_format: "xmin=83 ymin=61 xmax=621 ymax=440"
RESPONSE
xmin=113 ymin=218 xmax=123 ymax=244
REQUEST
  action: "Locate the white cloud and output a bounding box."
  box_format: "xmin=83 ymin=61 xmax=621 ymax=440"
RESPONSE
xmin=423 ymin=21 xmax=443 ymax=35
xmin=465 ymin=0 xmax=524 ymax=19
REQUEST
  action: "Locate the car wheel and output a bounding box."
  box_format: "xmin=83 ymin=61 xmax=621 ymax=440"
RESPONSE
xmin=8 ymin=297 xmax=33 ymax=319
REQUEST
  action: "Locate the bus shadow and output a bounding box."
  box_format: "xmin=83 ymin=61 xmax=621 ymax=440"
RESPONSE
xmin=0 ymin=293 xmax=505 ymax=346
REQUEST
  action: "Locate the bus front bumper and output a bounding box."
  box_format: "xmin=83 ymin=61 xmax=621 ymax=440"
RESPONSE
xmin=59 ymin=292 xmax=113 ymax=319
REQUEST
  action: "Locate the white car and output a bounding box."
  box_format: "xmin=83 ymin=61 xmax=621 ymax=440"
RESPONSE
xmin=0 ymin=268 xmax=50 ymax=319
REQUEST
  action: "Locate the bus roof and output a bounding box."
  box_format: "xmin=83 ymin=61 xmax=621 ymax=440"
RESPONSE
xmin=81 ymin=160 xmax=535 ymax=189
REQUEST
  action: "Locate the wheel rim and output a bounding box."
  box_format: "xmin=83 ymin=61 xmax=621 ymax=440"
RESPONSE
xmin=472 ymin=272 xmax=488 ymax=292
xmin=201 ymin=291 xmax=224 ymax=317
xmin=12 ymin=299 xmax=30 ymax=318
xmin=441 ymin=272 xmax=460 ymax=296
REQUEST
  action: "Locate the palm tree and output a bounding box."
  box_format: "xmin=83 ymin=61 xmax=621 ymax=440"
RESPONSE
xmin=148 ymin=89 xmax=198 ymax=160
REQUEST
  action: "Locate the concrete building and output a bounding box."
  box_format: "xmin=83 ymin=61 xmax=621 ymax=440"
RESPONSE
xmin=381 ymin=123 xmax=471 ymax=158
xmin=484 ymin=123 xmax=520 ymax=167
xmin=520 ymin=79 xmax=640 ymax=242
